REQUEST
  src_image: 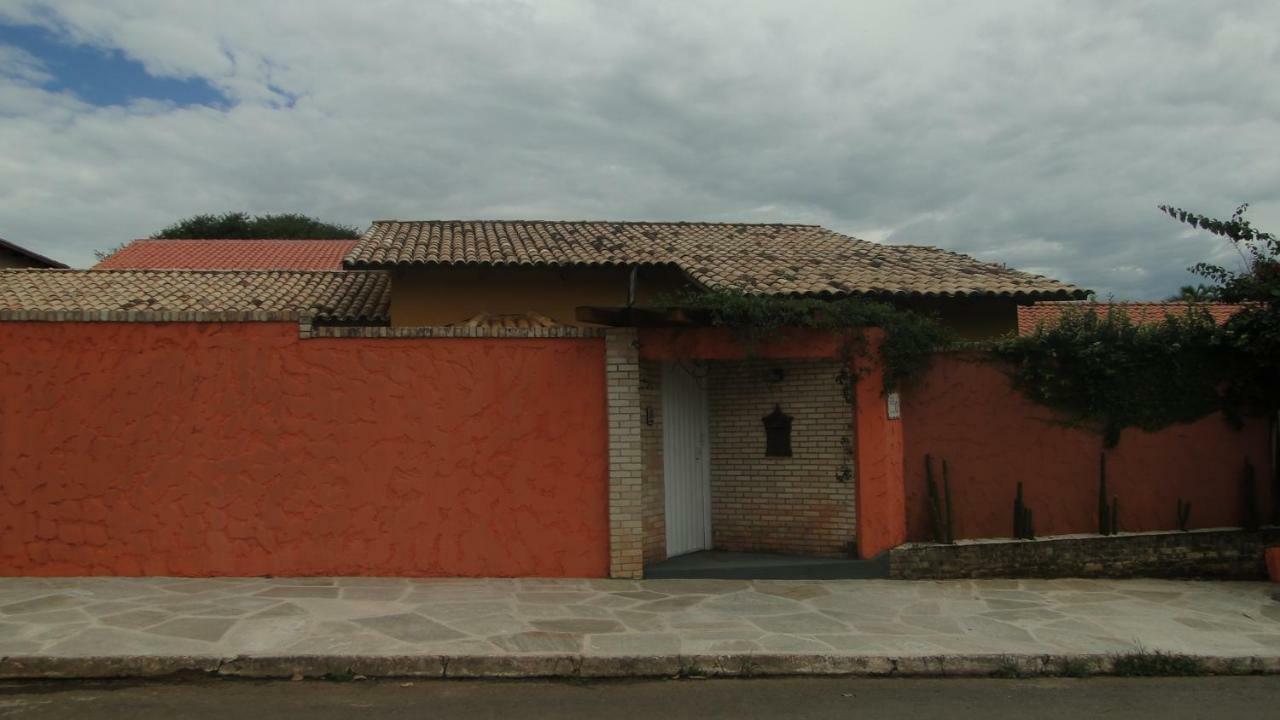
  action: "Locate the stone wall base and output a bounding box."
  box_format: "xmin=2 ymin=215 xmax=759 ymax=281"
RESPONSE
xmin=889 ymin=527 xmax=1280 ymax=580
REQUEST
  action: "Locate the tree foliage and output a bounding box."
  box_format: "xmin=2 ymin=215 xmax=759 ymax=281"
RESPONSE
xmin=1162 ymin=203 xmax=1280 ymax=416
xmin=1159 ymin=203 xmax=1279 ymax=304
xmin=151 ymin=212 xmax=359 ymax=239
xmin=996 ymin=306 xmax=1226 ymax=446
xmin=997 ymin=204 xmax=1279 ymax=446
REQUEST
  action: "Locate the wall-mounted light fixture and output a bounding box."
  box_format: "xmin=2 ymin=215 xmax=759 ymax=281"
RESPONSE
xmin=763 ymin=404 xmax=793 ymax=457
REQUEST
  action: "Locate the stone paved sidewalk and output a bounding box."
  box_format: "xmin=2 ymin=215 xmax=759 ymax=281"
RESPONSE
xmin=1 ymin=577 xmax=1278 ymax=678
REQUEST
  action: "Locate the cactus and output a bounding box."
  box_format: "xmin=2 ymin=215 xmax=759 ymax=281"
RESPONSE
xmin=1013 ymin=482 xmax=1035 ymax=540
xmin=925 ymin=454 xmax=943 ymax=542
xmin=925 ymin=454 xmax=955 ymax=544
xmin=1176 ymin=498 xmax=1191 ymax=532
xmin=1242 ymin=459 xmax=1260 ymax=532
xmin=943 ymin=460 xmax=954 ymax=544
xmin=1098 ymin=453 xmax=1112 ymax=536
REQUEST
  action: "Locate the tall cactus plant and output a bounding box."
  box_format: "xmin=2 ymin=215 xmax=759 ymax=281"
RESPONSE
xmin=1013 ymin=482 xmax=1035 ymax=540
xmin=1098 ymin=453 xmax=1112 ymax=536
xmin=1242 ymin=459 xmax=1260 ymax=532
xmin=925 ymin=454 xmax=955 ymax=544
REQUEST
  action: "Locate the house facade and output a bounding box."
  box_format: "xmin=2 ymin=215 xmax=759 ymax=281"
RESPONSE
xmin=5 ymin=221 xmax=1262 ymax=580
xmin=346 ymin=220 xmax=1085 ymax=337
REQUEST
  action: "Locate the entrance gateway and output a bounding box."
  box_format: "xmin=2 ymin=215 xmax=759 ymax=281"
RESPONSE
xmin=661 ymin=361 xmax=712 ymax=557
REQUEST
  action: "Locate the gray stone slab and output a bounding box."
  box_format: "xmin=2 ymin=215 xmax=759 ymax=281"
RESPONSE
xmin=354 ymin=614 xmax=465 ymax=643
xmin=99 ymin=610 xmax=171 ymax=630
xmin=588 ymin=633 xmax=681 ymax=654
xmin=489 ymin=631 xmax=581 ymax=653
xmin=255 ymin=587 xmax=340 ymax=599
xmin=0 ymin=595 xmax=84 ymax=615
xmin=0 ymin=576 xmax=1277 ymax=680
xmin=750 ymin=612 xmax=850 ymax=634
xmin=145 ymin=617 xmax=236 ymax=643
xmin=531 ymin=619 xmax=625 ymax=634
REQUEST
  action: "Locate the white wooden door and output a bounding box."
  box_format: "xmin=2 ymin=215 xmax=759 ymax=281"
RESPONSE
xmin=663 ymin=361 xmax=712 ymax=557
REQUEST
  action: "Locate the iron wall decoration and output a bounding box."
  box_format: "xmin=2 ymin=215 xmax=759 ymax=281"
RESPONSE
xmin=763 ymin=404 xmax=793 ymax=457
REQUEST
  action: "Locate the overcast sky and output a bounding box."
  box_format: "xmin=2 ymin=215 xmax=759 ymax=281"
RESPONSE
xmin=1 ymin=1 xmax=1277 ymax=298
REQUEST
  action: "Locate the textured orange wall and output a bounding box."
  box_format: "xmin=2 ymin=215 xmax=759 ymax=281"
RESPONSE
xmin=901 ymin=353 xmax=1273 ymax=541
xmin=0 ymin=322 xmax=609 ymax=577
xmin=853 ymin=330 xmax=906 ymax=558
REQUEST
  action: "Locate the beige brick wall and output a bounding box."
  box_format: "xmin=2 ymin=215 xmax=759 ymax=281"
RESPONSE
xmin=639 ymin=360 xmax=666 ymax=565
xmin=605 ymin=329 xmax=644 ymax=578
xmin=707 ymin=359 xmax=856 ymax=557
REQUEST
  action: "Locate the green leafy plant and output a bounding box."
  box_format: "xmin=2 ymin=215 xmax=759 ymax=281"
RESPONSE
xmin=996 ymin=306 xmax=1225 ymax=447
xmin=1111 ymin=649 xmax=1205 ymax=677
xmin=1159 ymin=203 xmax=1278 ymax=305
xmin=658 ymin=291 xmax=950 ymax=390
xmin=992 ymin=204 xmax=1279 ymax=446
xmin=1055 ymin=657 xmax=1094 ymax=678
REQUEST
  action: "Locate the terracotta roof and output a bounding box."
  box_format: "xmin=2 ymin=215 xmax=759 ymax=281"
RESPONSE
xmin=0 ymin=237 xmax=68 ymax=268
xmin=0 ymin=270 xmax=389 ymax=322
xmin=94 ymin=239 xmax=358 ymax=270
xmin=345 ymin=220 xmax=1085 ymax=299
xmin=1017 ymin=301 xmax=1248 ymax=335
xmin=447 ymin=312 xmax=559 ymax=330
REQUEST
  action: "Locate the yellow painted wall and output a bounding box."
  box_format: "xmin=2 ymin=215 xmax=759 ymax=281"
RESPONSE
xmin=389 ymin=265 xmax=693 ymax=326
xmin=389 ymin=264 xmax=1022 ymax=337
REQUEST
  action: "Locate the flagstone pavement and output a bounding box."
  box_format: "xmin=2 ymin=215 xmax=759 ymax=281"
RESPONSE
xmin=1 ymin=577 xmax=1279 ymax=675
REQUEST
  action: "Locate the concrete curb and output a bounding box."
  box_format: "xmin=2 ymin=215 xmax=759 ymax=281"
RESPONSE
xmin=2 ymin=653 xmax=1278 ymax=680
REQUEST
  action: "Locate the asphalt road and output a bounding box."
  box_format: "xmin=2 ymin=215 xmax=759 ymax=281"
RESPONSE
xmin=1 ymin=676 xmax=1277 ymax=719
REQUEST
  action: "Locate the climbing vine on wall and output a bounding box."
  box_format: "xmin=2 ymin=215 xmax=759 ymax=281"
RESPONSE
xmin=658 ymin=291 xmax=950 ymax=390
xmin=991 ymin=204 xmax=1280 ymax=449
xmin=993 ymin=305 xmax=1228 ymax=447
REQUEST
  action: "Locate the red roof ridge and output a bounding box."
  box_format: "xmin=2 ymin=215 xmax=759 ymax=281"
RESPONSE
xmin=126 ymin=237 xmax=359 ymax=242
xmin=95 ymin=238 xmax=359 ymax=271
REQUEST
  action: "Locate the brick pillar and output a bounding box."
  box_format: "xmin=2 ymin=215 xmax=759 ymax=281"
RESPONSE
xmin=605 ymin=328 xmax=644 ymax=578
xmin=854 ymin=329 xmax=907 ymax=558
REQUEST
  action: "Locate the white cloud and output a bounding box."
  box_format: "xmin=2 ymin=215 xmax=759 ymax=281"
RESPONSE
xmin=0 ymin=0 xmax=1277 ymax=298
xmin=0 ymin=42 xmax=50 ymax=84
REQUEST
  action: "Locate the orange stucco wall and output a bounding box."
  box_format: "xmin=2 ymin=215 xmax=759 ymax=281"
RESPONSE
xmin=901 ymin=353 xmax=1274 ymax=541
xmin=0 ymin=322 xmax=609 ymax=577
xmin=853 ymin=331 xmax=907 ymax=557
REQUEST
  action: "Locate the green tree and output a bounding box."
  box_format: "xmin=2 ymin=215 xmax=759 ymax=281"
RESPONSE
xmin=151 ymin=212 xmax=359 ymax=239
xmin=1159 ymin=203 xmax=1279 ymax=305
xmin=1168 ymin=284 xmax=1215 ymax=302
xmin=1160 ymin=203 xmax=1280 ymax=424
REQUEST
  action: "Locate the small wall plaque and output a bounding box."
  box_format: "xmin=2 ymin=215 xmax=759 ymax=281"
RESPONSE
xmin=763 ymin=404 xmax=793 ymax=457
xmin=886 ymin=391 xmax=901 ymax=420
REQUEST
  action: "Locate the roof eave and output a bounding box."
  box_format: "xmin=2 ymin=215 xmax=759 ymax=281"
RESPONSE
xmin=0 ymin=238 xmax=69 ymax=269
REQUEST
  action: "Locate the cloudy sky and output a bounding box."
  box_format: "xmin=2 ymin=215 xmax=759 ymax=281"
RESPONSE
xmin=1 ymin=1 xmax=1277 ymax=298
